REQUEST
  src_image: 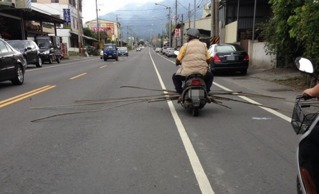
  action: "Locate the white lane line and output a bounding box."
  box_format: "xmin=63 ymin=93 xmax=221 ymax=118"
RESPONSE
xmin=213 ymin=82 xmax=291 ymax=122
xmin=149 ymin=51 xmax=215 ymax=194
xmin=154 ymin=54 xmax=292 ymax=123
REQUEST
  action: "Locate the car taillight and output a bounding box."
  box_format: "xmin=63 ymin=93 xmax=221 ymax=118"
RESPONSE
xmin=213 ymin=54 xmax=221 ymax=63
xmin=300 ymin=167 xmax=317 ymax=194
xmin=191 ymin=79 xmax=202 ymax=86
xmin=244 ymin=54 xmax=249 ymax=61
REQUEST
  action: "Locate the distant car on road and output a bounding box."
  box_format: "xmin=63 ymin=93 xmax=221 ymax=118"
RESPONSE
xmin=7 ymin=40 xmax=42 ymax=68
xmin=208 ymin=43 xmax=249 ymax=75
xmin=103 ymin=43 xmax=118 ymax=61
xmin=0 ymin=38 xmax=27 ymax=85
xmin=118 ymin=47 xmax=129 ymax=56
xmin=136 ymin=47 xmax=142 ymax=52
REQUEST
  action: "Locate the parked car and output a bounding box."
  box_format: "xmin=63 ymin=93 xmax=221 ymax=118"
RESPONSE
xmin=7 ymin=40 xmax=42 ymax=68
xmin=36 ymin=36 xmax=62 ymax=64
xmin=166 ymin=48 xmax=176 ymax=57
xmin=208 ymin=43 xmax=249 ymax=75
xmin=118 ymin=47 xmax=129 ymax=56
xmin=155 ymin=47 xmax=161 ymax=53
xmin=0 ymin=38 xmax=27 ymax=85
xmin=103 ymin=43 xmax=118 ymax=61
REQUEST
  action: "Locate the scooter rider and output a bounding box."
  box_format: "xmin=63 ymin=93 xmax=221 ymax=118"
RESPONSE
xmin=301 ymin=86 xmax=319 ymax=193
xmin=172 ymin=28 xmax=214 ymax=94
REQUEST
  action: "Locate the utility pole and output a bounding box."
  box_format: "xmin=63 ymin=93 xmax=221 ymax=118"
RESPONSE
xmin=215 ymin=0 xmax=219 ymax=37
xmin=188 ymin=3 xmax=191 ymax=29
xmin=95 ymin=0 xmax=100 ymax=47
xmin=211 ymin=0 xmax=214 ymax=37
xmin=193 ymin=0 xmax=196 ymax=28
xmin=116 ymin=15 xmax=120 ymax=46
xmin=175 ymin=0 xmax=177 ymax=48
xmin=77 ymin=0 xmax=83 ymax=55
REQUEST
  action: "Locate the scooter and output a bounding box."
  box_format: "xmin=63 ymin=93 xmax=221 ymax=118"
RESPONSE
xmin=292 ymin=57 xmax=319 ymax=194
xmin=174 ymin=51 xmax=209 ymax=116
xmin=179 ymin=72 xmax=209 ymax=116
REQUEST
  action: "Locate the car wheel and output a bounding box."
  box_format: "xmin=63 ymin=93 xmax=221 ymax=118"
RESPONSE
xmin=36 ymin=56 xmax=42 ymax=68
xmin=56 ymin=57 xmax=61 ymax=63
xmin=48 ymin=57 xmax=53 ymax=64
xmin=11 ymin=65 xmax=24 ymax=85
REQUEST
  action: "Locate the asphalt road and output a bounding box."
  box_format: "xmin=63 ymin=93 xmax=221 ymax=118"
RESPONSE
xmin=0 ymin=48 xmax=300 ymax=194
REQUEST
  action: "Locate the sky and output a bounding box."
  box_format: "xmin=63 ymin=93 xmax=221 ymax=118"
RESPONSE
xmin=82 ymin=0 xmax=161 ymax=22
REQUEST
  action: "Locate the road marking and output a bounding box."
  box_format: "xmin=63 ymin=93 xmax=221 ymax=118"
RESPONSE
xmin=0 ymin=85 xmax=56 ymax=108
xmin=70 ymin=73 xmax=87 ymax=80
xmin=155 ymin=52 xmax=292 ymax=123
xmin=27 ymin=58 xmax=98 ymax=72
xmin=149 ymin=51 xmax=215 ymax=194
xmin=100 ymin=65 xmax=108 ymax=68
xmin=213 ymin=82 xmax=291 ymax=122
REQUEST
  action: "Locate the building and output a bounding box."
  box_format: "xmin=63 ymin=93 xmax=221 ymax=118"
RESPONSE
xmin=0 ymin=0 xmax=97 ymax=56
xmin=179 ymin=0 xmax=275 ymax=69
xmin=31 ymin=0 xmax=97 ymax=55
xmin=85 ymin=19 xmax=120 ymax=46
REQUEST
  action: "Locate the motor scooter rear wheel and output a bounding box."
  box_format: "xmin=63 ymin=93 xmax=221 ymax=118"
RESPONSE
xmin=192 ymin=107 xmax=199 ymax=116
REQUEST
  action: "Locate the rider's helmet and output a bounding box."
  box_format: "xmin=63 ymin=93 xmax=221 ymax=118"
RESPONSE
xmin=187 ymin=28 xmax=200 ymax=39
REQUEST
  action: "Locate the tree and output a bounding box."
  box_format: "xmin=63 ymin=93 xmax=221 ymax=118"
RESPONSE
xmin=83 ymin=28 xmax=97 ymax=39
xmin=262 ymin=0 xmax=304 ymax=67
xmin=287 ymin=0 xmax=319 ymax=65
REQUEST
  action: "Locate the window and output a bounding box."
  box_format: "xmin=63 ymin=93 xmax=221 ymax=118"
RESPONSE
xmin=0 ymin=40 xmax=10 ymax=53
xmin=31 ymin=0 xmax=37 ymax=2
xmin=51 ymin=0 xmax=59 ymax=2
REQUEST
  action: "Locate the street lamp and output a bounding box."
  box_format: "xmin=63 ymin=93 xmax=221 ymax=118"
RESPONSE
xmin=155 ymin=3 xmax=171 ymax=47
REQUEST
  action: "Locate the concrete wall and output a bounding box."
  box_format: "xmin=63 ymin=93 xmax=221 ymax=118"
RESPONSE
xmin=225 ymin=21 xmax=237 ymax=43
xmin=247 ymin=40 xmax=276 ymax=69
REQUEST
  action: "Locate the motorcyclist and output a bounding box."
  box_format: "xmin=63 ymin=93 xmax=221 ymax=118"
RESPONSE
xmin=303 ymin=84 xmax=319 ymax=97
xmin=172 ymin=28 xmax=214 ymax=95
xmin=301 ymin=85 xmax=319 ymax=193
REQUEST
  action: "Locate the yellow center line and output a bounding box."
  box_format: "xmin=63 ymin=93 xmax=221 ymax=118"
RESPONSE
xmin=0 ymin=85 xmax=56 ymax=108
xmin=70 ymin=73 xmax=87 ymax=80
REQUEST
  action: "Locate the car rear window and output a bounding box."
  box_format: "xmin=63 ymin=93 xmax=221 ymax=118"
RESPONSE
xmin=216 ymin=45 xmax=243 ymax=53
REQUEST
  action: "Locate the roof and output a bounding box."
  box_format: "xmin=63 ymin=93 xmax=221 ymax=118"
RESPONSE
xmin=0 ymin=8 xmax=65 ymax=24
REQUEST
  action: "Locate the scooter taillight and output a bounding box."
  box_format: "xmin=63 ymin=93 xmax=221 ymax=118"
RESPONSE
xmin=300 ymin=167 xmax=317 ymax=194
xmin=191 ymin=79 xmax=202 ymax=86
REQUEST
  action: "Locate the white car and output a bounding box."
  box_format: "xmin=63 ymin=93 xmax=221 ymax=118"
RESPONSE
xmin=166 ymin=48 xmax=176 ymax=57
xmin=155 ymin=47 xmax=161 ymax=52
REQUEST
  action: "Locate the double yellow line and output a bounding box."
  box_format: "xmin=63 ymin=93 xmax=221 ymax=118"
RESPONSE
xmin=0 ymin=85 xmax=56 ymax=108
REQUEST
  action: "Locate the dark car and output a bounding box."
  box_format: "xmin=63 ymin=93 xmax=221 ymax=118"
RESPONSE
xmin=0 ymin=38 xmax=27 ymax=85
xmin=103 ymin=44 xmax=118 ymax=61
xmin=7 ymin=40 xmax=42 ymax=68
xmin=36 ymin=36 xmax=62 ymax=64
xmin=208 ymin=43 xmax=249 ymax=75
xmin=118 ymin=47 xmax=128 ymax=56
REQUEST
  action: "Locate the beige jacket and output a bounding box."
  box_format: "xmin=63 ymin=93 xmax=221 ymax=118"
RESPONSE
xmin=176 ymin=39 xmax=210 ymax=76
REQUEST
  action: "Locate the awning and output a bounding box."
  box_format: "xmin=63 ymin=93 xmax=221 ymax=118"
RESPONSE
xmin=0 ymin=8 xmax=65 ymax=23
xmin=70 ymin=31 xmax=98 ymax=42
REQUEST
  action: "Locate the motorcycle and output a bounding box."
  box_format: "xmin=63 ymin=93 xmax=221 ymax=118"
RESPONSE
xmin=174 ymin=51 xmax=209 ymax=116
xmin=292 ymin=57 xmax=319 ymax=194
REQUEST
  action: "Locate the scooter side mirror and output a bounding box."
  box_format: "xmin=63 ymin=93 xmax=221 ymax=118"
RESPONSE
xmin=295 ymin=57 xmax=314 ymax=74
